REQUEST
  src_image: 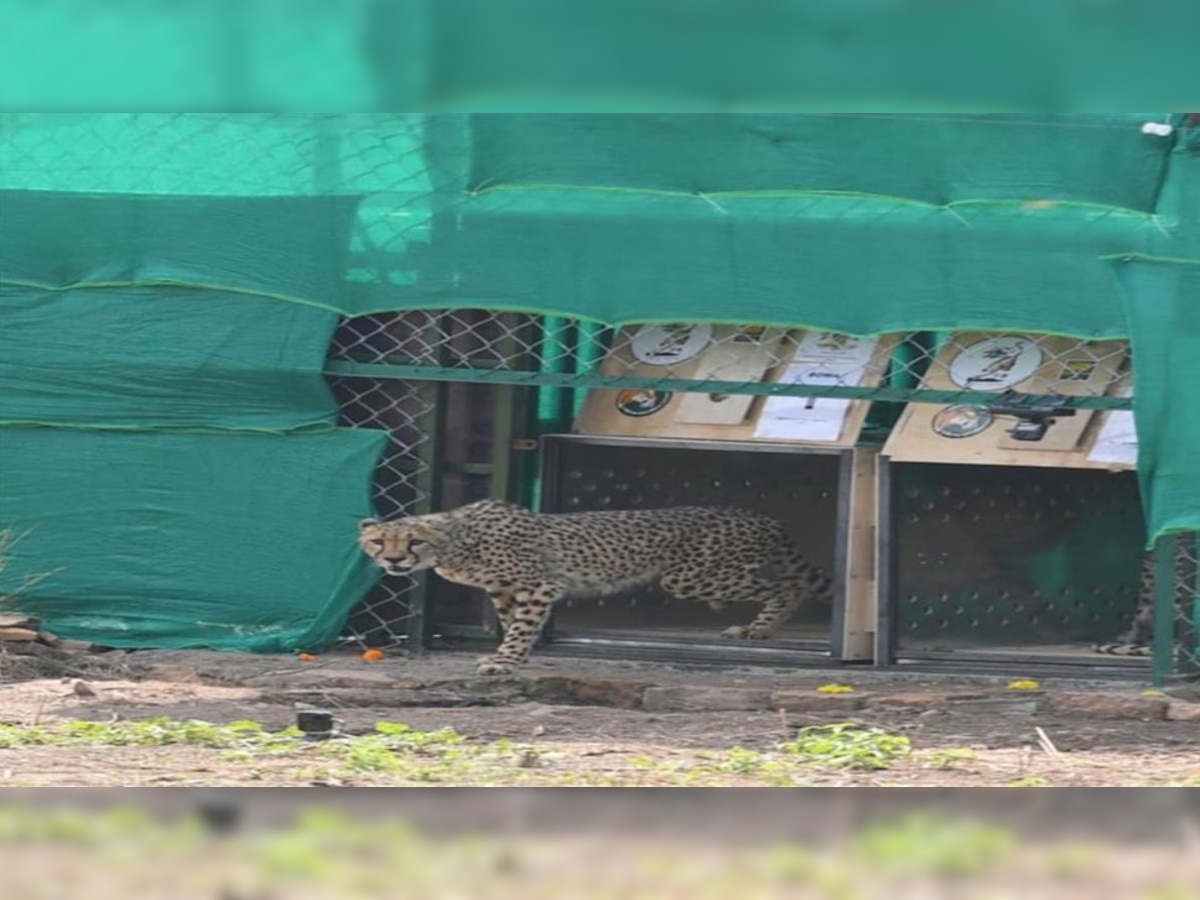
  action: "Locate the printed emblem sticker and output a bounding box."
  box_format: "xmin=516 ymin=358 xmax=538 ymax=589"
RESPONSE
xmin=1058 ymin=357 xmax=1097 ymax=382
xmin=932 ymin=404 xmax=995 ymax=439
xmin=615 ymin=389 xmax=673 ymax=418
xmin=730 ymin=325 xmax=768 ymax=344
xmin=948 ymin=336 xmax=1043 ymax=391
xmin=629 ymin=324 xmax=713 ymax=366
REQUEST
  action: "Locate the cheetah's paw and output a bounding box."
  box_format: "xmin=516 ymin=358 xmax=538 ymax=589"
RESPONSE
xmin=720 ymin=625 xmax=772 ymax=640
xmin=476 ymin=656 xmax=518 ymax=676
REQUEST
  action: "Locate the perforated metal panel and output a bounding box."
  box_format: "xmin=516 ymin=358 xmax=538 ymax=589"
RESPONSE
xmin=539 ymin=435 xmax=848 ymax=659
xmin=879 ymin=460 xmax=1148 ymax=670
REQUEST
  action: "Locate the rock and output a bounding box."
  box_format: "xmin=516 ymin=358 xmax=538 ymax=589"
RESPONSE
xmin=1166 ymin=700 xmax=1200 ymax=722
xmin=865 ymin=691 xmax=994 ymax=711
xmin=0 ymin=614 xmax=36 ymax=629
xmin=642 ymin=685 xmax=771 ymax=712
xmin=944 ymin=697 xmax=1040 ymax=716
xmin=1041 ymin=692 xmax=1168 ymax=721
xmin=56 ymin=640 xmax=98 ymax=653
xmin=262 ymin=680 xmax=525 ymax=709
xmin=273 ymin=669 xmax=415 ymax=691
xmin=770 ymin=690 xmax=867 ymax=712
xmin=142 ymin=666 xmax=203 ymax=684
xmin=523 ymin=675 xmax=649 ymax=709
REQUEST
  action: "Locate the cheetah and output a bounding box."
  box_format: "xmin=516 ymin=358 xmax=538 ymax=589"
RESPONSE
xmin=1092 ymin=543 xmax=1194 ymax=658
xmin=358 ymin=499 xmax=832 ymax=675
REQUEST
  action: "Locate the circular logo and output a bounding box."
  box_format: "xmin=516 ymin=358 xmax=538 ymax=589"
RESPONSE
xmin=932 ymin=404 xmax=995 ymax=439
xmin=615 ymin=389 xmax=672 ymax=417
xmin=629 ymin=324 xmax=713 ymax=366
xmin=948 ymin=336 xmax=1043 ymax=391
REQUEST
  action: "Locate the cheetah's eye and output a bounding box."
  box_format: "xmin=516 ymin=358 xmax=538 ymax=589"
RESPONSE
xmin=409 ymin=539 xmax=428 ymax=549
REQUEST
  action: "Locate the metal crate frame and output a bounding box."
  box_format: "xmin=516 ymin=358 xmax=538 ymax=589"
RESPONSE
xmin=877 ymin=457 xmax=1193 ymax=682
xmin=532 ymin=434 xmax=854 ymax=668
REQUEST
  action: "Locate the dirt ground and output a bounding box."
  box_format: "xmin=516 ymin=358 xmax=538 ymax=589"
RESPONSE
xmin=0 ymin=645 xmax=1198 ymax=787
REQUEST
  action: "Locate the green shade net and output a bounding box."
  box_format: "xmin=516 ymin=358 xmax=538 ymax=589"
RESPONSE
xmin=0 ymin=189 xmax=384 ymax=651
xmin=1118 ymin=260 xmax=1200 ymax=545
xmin=464 ymin=114 xmax=1171 ymax=211
xmin=435 ymin=190 xmax=1156 ymax=337
xmin=1 ymin=112 xmax=1198 ymax=653
xmin=0 ymin=284 xmax=340 ymax=431
xmin=0 ymin=426 xmax=385 ymax=651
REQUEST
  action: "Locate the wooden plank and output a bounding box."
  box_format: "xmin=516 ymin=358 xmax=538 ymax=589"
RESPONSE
xmin=0 ymin=627 xmax=39 ymax=642
xmin=574 ymin=328 xmax=896 ymax=449
xmin=883 ymin=332 xmax=1132 ymax=470
xmin=840 ymin=446 xmax=879 ymax=661
xmin=674 ymin=326 xmax=787 ymax=425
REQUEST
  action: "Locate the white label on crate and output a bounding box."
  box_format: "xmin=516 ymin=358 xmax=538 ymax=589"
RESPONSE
xmin=753 ymin=333 xmax=878 ymax=442
xmin=1087 ymin=384 xmax=1138 ymax=467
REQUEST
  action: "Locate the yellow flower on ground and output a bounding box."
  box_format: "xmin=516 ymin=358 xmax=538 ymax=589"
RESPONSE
xmin=1007 ymin=679 xmax=1041 ymax=691
xmin=816 ymin=683 xmax=855 ymax=694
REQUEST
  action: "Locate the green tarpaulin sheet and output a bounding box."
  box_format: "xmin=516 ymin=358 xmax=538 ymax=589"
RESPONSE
xmin=0 ymin=426 xmax=385 ymax=652
xmin=0 ymin=189 xmax=384 ymax=651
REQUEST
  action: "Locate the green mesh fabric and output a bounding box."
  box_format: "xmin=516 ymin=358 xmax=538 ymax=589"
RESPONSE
xmin=0 ymin=188 xmax=383 ymax=651
xmin=0 ymin=426 xmax=385 ymax=652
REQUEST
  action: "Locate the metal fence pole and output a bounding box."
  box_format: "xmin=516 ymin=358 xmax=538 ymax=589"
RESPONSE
xmin=1152 ymin=533 xmax=1176 ymax=686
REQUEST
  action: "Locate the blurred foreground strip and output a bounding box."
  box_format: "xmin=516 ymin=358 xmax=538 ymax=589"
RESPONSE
xmin=0 ymin=790 xmax=1197 ymax=899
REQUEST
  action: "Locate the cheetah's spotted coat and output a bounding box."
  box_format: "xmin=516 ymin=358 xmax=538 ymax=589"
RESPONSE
xmin=358 ymin=500 xmax=832 ymax=675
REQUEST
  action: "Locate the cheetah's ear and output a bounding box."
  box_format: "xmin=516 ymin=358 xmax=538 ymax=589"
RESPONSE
xmin=358 ymin=517 xmax=381 ymax=529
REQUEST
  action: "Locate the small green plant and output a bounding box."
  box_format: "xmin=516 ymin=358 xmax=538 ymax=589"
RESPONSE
xmin=1040 ymin=843 xmax=1100 ymax=877
xmin=1139 ymin=887 xmax=1200 ymax=900
xmin=1006 ymin=775 xmax=1051 ymax=787
xmin=781 ymin=723 xmax=911 ymax=771
xmin=0 ymin=718 xmax=303 ymax=751
xmin=0 ymin=526 xmax=60 ymax=612
xmin=928 ymin=748 xmax=979 ymax=771
xmin=852 ymin=814 xmax=1016 ymax=878
xmin=718 ymin=746 xmax=765 ymax=775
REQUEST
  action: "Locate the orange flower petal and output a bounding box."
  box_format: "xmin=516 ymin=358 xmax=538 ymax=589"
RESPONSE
xmin=362 ymin=649 xmax=385 ymax=662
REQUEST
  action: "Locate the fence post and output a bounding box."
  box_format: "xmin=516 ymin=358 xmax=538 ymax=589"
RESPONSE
xmin=1152 ymin=533 xmax=1176 ymax=687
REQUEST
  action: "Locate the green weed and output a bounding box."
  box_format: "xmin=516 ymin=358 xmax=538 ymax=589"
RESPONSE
xmin=781 ymin=723 xmax=911 ymax=771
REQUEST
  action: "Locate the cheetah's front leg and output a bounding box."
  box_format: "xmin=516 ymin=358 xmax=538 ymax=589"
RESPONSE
xmin=476 ymin=584 xmax=566 ymax=676
xmin=487 ymin=590 xmax=516 ymax=634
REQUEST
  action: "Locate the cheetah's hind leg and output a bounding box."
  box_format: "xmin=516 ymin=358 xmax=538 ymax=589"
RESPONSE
xmin=721 ymin=565 xmax=833 ymax=641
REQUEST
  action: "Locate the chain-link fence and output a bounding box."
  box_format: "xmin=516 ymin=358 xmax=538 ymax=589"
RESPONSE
xmin=1155 ymin=533 xmax=1199 ymax=683
xmin=328 ymin=372 xmax=436 ymax=648
xmin=325 ymin=310 xmax=1151 ymax=666
xmin=325 ymin=314 xmax=1133 ymax=411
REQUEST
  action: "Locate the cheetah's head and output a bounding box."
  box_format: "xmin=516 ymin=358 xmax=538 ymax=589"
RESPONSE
xmin=357 ymin=516 xmax=446 ymax=575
